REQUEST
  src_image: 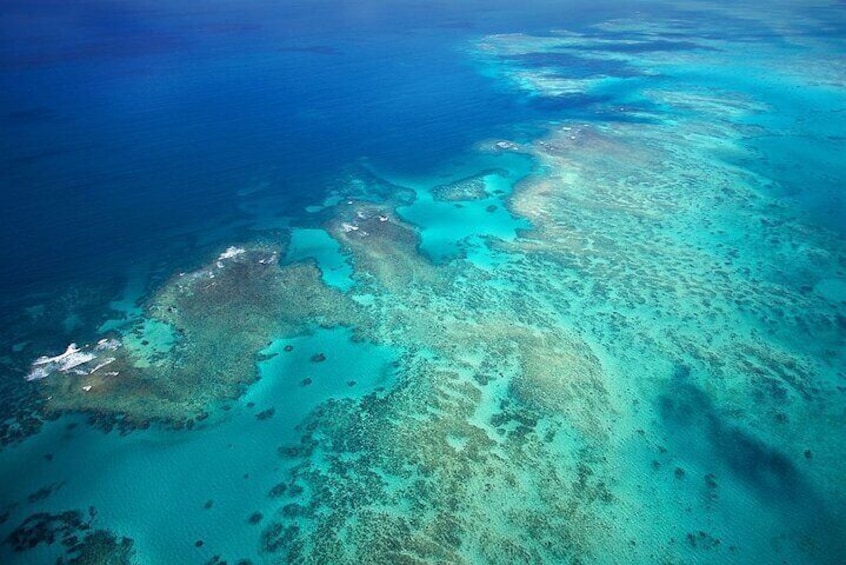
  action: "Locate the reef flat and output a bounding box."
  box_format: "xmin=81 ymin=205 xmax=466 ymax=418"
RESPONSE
xmin=32 ymin=245 xmax=363 ymax=424
xmin=250 ymin=12 xmax=846 ymax=563
xmin=251 ymin=140 xmax=845 ymax=562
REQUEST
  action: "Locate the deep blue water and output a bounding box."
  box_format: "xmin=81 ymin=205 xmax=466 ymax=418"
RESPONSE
xmin=4 ymin=0 xmax=842 ymax=298
xmin=0 ymin=0 xmax=612 ymax=296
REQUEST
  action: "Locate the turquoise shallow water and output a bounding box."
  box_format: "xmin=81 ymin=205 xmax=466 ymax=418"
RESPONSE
xmin=284 ymin=229 xmax=355 ymax=291
xmin=393 ymin=152 xmax=534 ymax=264
xmin=0 ymin=327 xmax=398 ymax=563
xmin=1 ymin=1 xmax=845 ymax=564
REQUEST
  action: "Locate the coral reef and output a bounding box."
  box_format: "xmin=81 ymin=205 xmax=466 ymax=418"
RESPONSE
xmin=4 ymin=508 xmax=134 ymax=565
xmin=431 ymin=170 xmax=504 ymax=202
xmin=11 ymin=9 xmax=846 ymax=564
xmin=33 ymin=245 xmax=364 ymax=423
xmin=0 ymin=280 xmax=121 ymax=447
xmin=326 ymin=201 xmax=447 ymax=295
xmin=248 ymin=17 xmax=846 ymax=563
xmin=260 ymin=338 xmax=617 ymax=563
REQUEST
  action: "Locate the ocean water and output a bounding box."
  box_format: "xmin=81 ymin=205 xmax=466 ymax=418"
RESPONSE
xmin=1 ymin=1 xmax=845 ymax=564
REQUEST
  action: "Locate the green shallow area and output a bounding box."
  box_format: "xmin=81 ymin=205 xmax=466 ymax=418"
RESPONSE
xmin=36 ymin=245 xmax=365 ymax=424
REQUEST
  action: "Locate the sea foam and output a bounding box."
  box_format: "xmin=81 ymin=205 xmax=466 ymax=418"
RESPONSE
xmin=26 ymin=341 xmax=121 ymax=381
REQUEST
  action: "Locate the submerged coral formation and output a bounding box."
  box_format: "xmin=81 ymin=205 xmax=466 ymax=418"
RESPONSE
xmin=5 ymin=508 xmax=134 ymax=565
xmin=11 ymin=6 xmax=846 ymax=565
xmin=261 ymin=321 xmax=618 ymax=563
xmin=327 ymin=201 xmax=448 ymax=294
xmin=32 ymin=245 xmax=363 ymax=423
xmin=431 ymin=170 xmax=502 ymax=202
xmin=247 ymin=15 xmax=846 ymax=564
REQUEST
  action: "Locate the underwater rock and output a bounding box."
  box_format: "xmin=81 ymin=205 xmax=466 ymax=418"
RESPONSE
xmin=686 ymin=530 xmax=721 ymax=550
xmin=65 ymin=530 xmax=135 ymax=565
xmin=62 ymin=534 xmax=79 ymax=548
xmin=26 ymin=481 xmax=64 ymax=504
xmin=5 ymin=510 xmax=87 ymax=552
xmin=260 ymin=522 xmax=301 ymax=554
xmin=3 ymin=507 xmax=131 ymax=562
xmin=268 ymin=483 xmax=288 ymax=498
xmin=277 ymin=445 xmax=300 ymax=458
xmin=704 ymin=473 xmax=718 ymax=490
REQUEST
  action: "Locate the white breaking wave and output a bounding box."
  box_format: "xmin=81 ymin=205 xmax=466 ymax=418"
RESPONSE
xmin=94 ymin=338 xmax=121 ymax=352
xmin=31 ymin=343 xmax=82 ymax=366
xmin=89 ymin=357 xmax=116 ymax=374
xmin=217 ymin=246 xmax=246 ymax=261
xmin=25 ymin=366 xmax=51 ymax=382
xmin=26 ymin=340 xmax=121 ymax=381
xmin=31 ymin=343 xmax=96 ymax=371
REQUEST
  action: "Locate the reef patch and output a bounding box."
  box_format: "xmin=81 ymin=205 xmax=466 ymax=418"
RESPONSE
xmin=29 ymin=245 xmax=364 ymax=423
